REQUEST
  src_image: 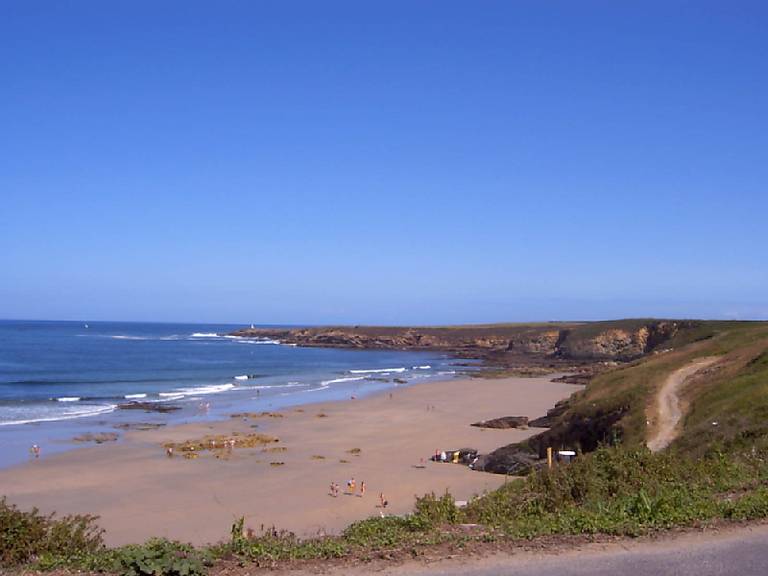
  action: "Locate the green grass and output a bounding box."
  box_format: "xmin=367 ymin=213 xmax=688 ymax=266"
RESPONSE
xmin=517 ymin=322 xmax=768 ymax=456
xmin=463 ymin=446 xmax=765 ymax=537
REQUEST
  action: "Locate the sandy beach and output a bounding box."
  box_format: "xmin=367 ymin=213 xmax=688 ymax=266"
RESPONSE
xmin=0 ymin=375 xmax=579 ymax=546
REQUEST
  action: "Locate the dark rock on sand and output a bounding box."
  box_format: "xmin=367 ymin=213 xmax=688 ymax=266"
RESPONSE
xmin=72 ymin=432 xmax=119 ymax=444
xmin=471 ymin=416 xmax=529 ymax=429
xmin=113 ymin=422 xmax=167 ymax=431
xmin=118 ymin=401 xmax=181 ymax=413
xmin=474 ymin=446 xmax=540 ymax=475
xmin=528 ymin=399 xmax=570 ymax=428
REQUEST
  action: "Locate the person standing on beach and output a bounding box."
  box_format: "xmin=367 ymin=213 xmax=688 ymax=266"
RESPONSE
xmin=30 ymin=444 xmax=40 ymax=458
xmin=359 ymin=481 xmax=366 ymax=497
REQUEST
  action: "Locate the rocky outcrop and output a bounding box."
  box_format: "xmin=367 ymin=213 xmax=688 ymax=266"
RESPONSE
xmin=474 ymin=446 xmax=540 ymax=475
xmin=231 ymin=320 xmax=697 ymax=363
xmin=117 ymin=401 xmax=181 ymax=413
xmin=556 ymin=321 xmax=682 ymax=361
xmin=471 ymin=416 xmax=529 ymax=429
xmin=506 ymin=330 xmax=561 ymax=355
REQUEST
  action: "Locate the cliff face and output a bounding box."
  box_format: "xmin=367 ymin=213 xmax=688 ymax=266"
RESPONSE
xmin=230 ymin=320 xmax=693 ymax=362
xmin=556 ymin=322 xmax=681 ymax=360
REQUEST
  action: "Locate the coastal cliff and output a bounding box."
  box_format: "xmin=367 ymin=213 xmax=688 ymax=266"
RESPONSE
xmin=230 ymin=320 xmax=695 ymax=362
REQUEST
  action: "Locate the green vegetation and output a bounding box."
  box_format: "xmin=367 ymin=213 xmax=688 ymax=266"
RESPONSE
xmin=0 ymin=497 xmax=103 ymax=568
xmin=463 ymin=445 xmax=768 ymax=536
xmin=4 ymin=320 xmax=768 ymax=575
xmin=524 ymin=321 xmax=768 ymax=456
xmin=105 ymin=539 xmax=211 ymax=576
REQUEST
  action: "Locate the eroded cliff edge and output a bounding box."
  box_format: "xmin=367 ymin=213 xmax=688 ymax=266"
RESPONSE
xmin=230 ymin=319 xmax=699 ymax=363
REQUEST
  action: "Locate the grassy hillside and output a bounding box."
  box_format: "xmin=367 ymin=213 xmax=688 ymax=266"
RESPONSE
xmin=497 ymin=321 xmax=768 ymax=459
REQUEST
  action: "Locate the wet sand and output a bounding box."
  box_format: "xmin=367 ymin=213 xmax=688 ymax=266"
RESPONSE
xmin=0 ymin=375 xmax=579 ymax=546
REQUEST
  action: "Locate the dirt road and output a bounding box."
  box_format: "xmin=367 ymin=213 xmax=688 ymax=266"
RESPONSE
xmin=647 ymin=356 xmax=718 ymax=452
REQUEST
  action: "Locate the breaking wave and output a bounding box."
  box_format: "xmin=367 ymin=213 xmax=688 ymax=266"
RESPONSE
xmin=0 ymin=403 xmax=117 ymax=427
xmin=349 ymin=367 xmax=406 ymax=374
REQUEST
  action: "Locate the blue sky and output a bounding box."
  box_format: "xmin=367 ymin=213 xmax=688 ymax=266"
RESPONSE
xmin=1 ymin=2 xmax=766 ymax=324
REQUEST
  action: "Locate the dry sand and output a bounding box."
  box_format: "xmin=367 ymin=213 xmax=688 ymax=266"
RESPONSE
xmin=0 ymin=375 xmax=579 ymax=546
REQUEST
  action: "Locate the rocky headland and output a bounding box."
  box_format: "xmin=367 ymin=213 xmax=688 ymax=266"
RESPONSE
xmin=230 ymin=319 xmax=697 ymax=366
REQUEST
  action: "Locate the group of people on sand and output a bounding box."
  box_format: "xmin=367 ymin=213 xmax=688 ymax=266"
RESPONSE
xmin=329 ymin=478 xmax=389 ymax=511
xmin=329 ymin=477 xmax=366 ymax=497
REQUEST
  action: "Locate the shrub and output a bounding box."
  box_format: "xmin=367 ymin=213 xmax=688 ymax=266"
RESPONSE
xmin=0 ymin=496 xmax=104 ymax=567
xmin=109 ymin=538 xmax=210 ymax=576
xmin=225 ymin=520 xmax=348 ymax=564
xmin=412 ymin=492 xmax=461 ymax=527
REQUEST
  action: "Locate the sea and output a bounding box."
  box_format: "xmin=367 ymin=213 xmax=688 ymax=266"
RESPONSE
xmin=0 ymin=320 xmax=468 ymax=468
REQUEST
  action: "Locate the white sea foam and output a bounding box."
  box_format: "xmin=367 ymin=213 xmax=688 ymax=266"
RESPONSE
xmin=322 ymin=376 xmax=367 ymax=385
xmin=349 ymin=367 xmax=406 ymax=374
xmin=56 ymin=397 xmax=81 ymax=402
xmin=0 ymin=403 xmax=117 ymax=427
xmin=305 ymin=385 xmax=330 ymax=393
xmin=437 ymin=370 xmax=456 ymax=375
xmin=234 ymin=375 xmax=249 ymax=381
xmin=413 ymin=365 xmax=432 ymax=370
xmin=174 ymin=383 xmax=236 ymax=396
xmin=190 ymin=332 xmax=219 ymax=338
xmin=124 ymin=393 xmax=147 ymax=399
xmin=111 ymin=335 xmax=148 ymax=340
xmin=241 ymin=382 xmax=307 ymax=390
xmin=158 ymin=393 xmax=185 ymax=399
xmin=234 ymin=339 xmax=281 ymax=345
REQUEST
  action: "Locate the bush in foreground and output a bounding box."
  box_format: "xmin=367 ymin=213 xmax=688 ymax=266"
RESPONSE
xmin=106 ymin=538 xmax=210 ymax=576
xmin=0 ymin=496 xmax=104 ymax=567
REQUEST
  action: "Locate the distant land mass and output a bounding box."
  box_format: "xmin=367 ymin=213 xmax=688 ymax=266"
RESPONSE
xmin=230 ymin=318 xmax=707 ymax=367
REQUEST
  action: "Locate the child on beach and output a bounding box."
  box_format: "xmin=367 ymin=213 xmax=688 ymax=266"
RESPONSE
xmin=347 ymin=477 xmax=356 ymax=494
xmin=30 ymin=444 xmax=40 ymax=458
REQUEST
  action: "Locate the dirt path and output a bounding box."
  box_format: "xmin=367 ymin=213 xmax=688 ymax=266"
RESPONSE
xmin=646 ymin=356 xmax=718 ymax=452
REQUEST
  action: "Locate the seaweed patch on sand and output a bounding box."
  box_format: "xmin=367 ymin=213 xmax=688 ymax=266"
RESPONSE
xmin=163 ymin=433 xmax=279 ymax=460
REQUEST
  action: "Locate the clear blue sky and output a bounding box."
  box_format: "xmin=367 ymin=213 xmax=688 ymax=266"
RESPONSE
xmin=1 ymin=2 xmax=766 ymax=325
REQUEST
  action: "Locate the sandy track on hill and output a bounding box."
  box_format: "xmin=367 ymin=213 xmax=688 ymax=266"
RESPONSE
xmin=647 ymin=356 xmax=718 ymax=452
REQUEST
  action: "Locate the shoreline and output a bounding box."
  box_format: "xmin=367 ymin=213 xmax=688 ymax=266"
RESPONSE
xmin=0 ymin=353 xmax=466 ymax=470
xmin=0 ymin=374 xmax=581 ymax=546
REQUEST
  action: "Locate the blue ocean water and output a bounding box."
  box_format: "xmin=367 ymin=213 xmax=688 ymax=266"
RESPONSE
xmin=0 ymin=320 xmax=463 ymax=467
